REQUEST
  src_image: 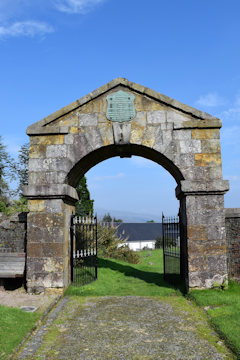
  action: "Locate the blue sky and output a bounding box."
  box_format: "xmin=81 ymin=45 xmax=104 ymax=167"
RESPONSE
xmin=0 ymin=0 xmax=240 ymax=219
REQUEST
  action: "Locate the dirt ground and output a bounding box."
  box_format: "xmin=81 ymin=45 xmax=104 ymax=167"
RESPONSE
xmin=0 ymin=287 xmax=61 ymax=313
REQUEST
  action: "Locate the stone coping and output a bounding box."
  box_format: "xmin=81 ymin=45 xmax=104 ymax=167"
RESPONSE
xmin=23 ymin=184 xmax=79 ymax=203
xmin=27 ymin=126 xmax=69 ymax=135
xmin=176 ymin=180 xmax=229 ymax=198
xmin=225 ymin=208 xmax=240 ymax=218
xmin=26 ymin=78 xmax=221 ymax=134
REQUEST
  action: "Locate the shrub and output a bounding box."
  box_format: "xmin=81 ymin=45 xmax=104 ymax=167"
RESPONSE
xmin=155 ymin=236 xmax=163 ymax=249
xmin=97 ymin=224 xmax=140 ymax=264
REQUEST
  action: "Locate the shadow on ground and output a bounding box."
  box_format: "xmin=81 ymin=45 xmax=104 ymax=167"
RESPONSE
xmin=98 ymin=258 xmax=186 ymax=293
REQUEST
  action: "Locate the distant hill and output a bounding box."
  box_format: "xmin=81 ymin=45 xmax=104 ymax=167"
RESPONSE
xmin=95 ymin=207 xmax=162 ymax=223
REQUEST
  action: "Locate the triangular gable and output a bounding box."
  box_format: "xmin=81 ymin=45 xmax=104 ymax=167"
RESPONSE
xmin=26 ymin=77 xmax=219 ymax=135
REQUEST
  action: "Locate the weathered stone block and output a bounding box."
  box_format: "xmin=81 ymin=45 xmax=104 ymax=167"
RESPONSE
xmin=160 ymin=122 xmax=173 ymax=131
xmin=142 ymin=125 xmax=155 ymax=148
xmin=130 ymin=112 xmax=146 ymax=145
xmin=188 ymin=255 xmax=208 ymax=272
xmin=195 ymin=153 xmax=222 ymax=167
xmin=27 ymin=212 xmax=65 ymax=230
xmin=28 ymin=200 xmax=45 ymax=212
xmin=28 ymin=243 xmax=64 ymax=257
xmin=173 ymin=129 xmax=192 ymax=141
xmin=28 ymin=172 xmax=47 ymax=185
xmin=98 ymin=122 xmax=114 ymax=146
xmin=134 ymin=93 xmax=164 ymax=112
xmin=146 ymin=110 xmax=166 ymax=124
xmin=201 ymin=140 xmax=220 ymax=153
xmin=66 ymin=134 xmax=93 ymax=164
xmin=30 ymin=135 xmax=64 ymax=146
xmin=29 ymin=144 xmax=46 ymax=158
xmin=179 ymin=140 xmax=201 ymax=154
xmin=79 ymin=113 xmax=98 ymax=126
xmin=187 ymin=225 xmax=207 ymax=241
xmin=113 ymin=122 xmax=131 ymax=145
xmin=27 ymin=225 xmax=65 ymax=244
xmin=192 ymin=129 xmax=220 ymax=140
xmin=64 ymin=134 xmax=74 ymax=144
xmin=46 ymin=144 xmax=68 ymax=158
xmin=29 ymin=158 xmax=72 ymax=173
xmin=69 ymin=126 xmax=84 ymax=134
xmin=45 ymin=171 xmax=67 ymax=184
xmin=44 ymin=199 xmax=64 ymax=213
xmin=167 ymin=110 xmax=189 ymax=128
xmin=57 ymin=114 xmax=78 ymax=127
xmin=84 ymin=126 xmax=103 ymax=150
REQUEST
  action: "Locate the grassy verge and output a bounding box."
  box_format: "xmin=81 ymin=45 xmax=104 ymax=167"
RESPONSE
xmin=189 ymin=280 xmax=240 ymax=358
xmin=0 ymin=305 xmax=40 ymax=360
xmin=65 ymin=249 xmax=183 ymax=297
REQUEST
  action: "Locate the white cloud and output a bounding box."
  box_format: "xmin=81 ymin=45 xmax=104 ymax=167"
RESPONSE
xmin=93 ymin=173 xmax=125 ymax=181
xmin=196 ymin=93 xmax=227 ymax=107
xmin=53 ymin=0 xmax=104 ymax=14
xmin=227 ymin=175 xmax=240 ymax=182
xmin=221 ymin=125 xmax=240 ymax=149
xmin=220 ymin=107 xmax=240 ymax=122
xmin=0 ymin=21 xmax=54 ymax=38
xmin=130 ymin=156 xmax=157 ymax=168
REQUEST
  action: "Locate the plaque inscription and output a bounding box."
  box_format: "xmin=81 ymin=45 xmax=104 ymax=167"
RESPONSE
xmin=106 ymin=90 xmax=135 ymax=122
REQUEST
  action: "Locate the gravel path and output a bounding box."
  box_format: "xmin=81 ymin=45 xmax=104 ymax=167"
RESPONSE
xmin=15 ymin=296 xmax=234 ymax=360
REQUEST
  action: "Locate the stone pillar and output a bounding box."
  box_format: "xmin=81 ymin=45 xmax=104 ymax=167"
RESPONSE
xmin=225 ymin=208 xmax=240 ymax=281
xmin=176 ymin=180 xmax=229 ymax=289
xmin=23 ymin=184 xmax=78 ymax=293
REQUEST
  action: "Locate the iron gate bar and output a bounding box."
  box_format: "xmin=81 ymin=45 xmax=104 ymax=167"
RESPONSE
xmin=71 ymin=215 xmax=97 ymax=287
xmin=162 ymin=213 xmax=181 ymax=285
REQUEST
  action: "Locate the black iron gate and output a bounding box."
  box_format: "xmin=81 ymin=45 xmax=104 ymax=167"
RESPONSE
xmin=162 ymin=213 xmax=181 ymax=284
xmin=70 ymin=215 xmax=97 ymax=286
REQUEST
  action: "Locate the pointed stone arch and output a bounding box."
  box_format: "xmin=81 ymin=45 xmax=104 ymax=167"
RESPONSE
xmin=23 ymin=78 xmax=229 ymax=292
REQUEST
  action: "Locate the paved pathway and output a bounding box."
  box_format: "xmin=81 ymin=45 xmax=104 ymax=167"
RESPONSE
xmin=16 ymin=296 xmax=234 ymax=360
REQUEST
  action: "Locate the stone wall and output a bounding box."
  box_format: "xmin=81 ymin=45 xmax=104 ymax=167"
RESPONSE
xmin=0 ymin=212 xmax=27 ymax=253
xmin=0 ymin=208 xmax=239 ymax=286
xmin=225 ymin=208 xmax=240 ymax=281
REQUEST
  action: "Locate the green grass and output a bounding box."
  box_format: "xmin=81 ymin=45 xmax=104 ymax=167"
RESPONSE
xmin=65 ymin=249 xmax=183 ymax=297
xmin=0 ymin=305 xmax=40 ymax=360
xmin=189 ymin=280 xmax=240 ymax=358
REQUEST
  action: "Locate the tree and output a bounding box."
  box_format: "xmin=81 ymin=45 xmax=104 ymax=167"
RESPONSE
xmin=146 ymin=220 xmax=155 ymax=223
xmin=113 ymin=217 xmax=123 ymax=223
xmin=75 ymin=176 xmax=94 ymax=217
xmin=17 ymin=142 xmax=29 ymax=193
xmin=102 ymin=213 xmax=112 ymax=222
xmin=0 ymin=136 xmax=16 ymax=207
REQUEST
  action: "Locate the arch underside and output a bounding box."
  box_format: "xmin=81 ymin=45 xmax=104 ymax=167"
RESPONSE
xmin=67 ymin=144 xmax=184 ymax=188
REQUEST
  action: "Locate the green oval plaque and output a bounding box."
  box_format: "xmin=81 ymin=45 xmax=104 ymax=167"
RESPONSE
xmin=106 ymin=90 xmax=135 ymax=122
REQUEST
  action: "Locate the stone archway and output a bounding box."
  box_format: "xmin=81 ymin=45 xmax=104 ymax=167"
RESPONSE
xmin=23 ymin=78 xmax=229 ymax=293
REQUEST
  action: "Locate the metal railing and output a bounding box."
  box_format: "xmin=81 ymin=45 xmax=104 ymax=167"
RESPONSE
xmin=71 ymin=215 xmax=97 ymax=287
xmin=162 ymin=214 xmax=181 ymax=284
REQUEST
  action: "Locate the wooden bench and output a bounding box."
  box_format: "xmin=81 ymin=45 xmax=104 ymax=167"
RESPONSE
xmin=0 ymin=253 xmax=26 ymax=280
